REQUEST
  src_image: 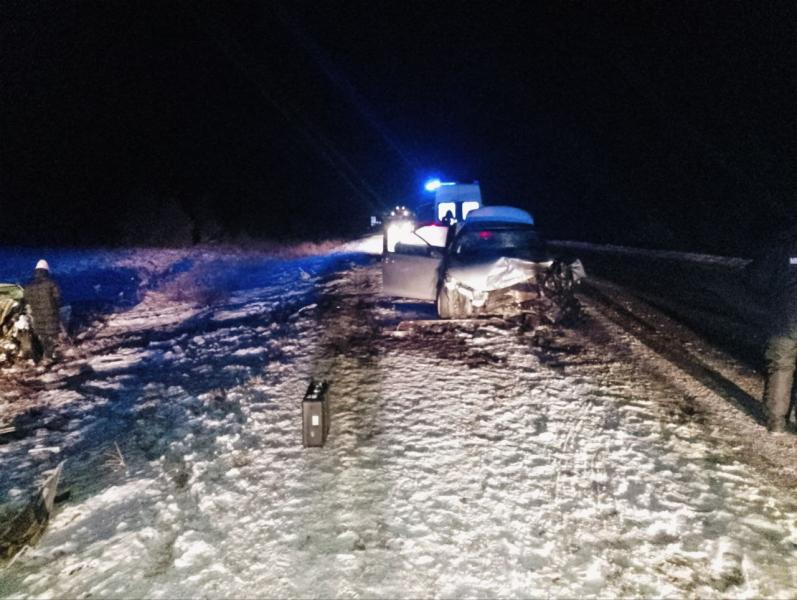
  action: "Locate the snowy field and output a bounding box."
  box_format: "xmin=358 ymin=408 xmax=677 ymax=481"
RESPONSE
xmin=2 ymin=241 xmax=797 ymax=598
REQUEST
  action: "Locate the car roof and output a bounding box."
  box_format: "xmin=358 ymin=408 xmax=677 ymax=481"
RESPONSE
xmin=464 ymin=205 xmax=534 ymax=225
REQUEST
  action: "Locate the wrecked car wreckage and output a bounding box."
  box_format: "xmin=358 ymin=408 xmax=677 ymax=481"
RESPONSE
xmin=0 ymin=284 xmax=34 ymax=366
xmin=382 ymin=206 xmax=585 ymax=322
xmin=439 ymin=255 xmax=585 ymax=322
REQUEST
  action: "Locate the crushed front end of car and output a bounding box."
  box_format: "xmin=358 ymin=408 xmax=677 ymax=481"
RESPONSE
xmin=439 ymin=257 xmax=585 ymax=322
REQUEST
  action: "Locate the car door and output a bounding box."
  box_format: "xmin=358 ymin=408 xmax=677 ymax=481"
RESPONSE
xmin=382 ymin=232 xmax=444 ymax=301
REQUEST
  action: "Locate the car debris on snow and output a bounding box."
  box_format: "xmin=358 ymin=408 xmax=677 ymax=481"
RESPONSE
xmin=0 ymin=461 xmax=64 ymax=563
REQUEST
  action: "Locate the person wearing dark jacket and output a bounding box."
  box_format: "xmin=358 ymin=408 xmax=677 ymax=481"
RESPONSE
xmin=24 ymin=259 xmax=61 ymax=361
xmin=745 ymin=227 xmax=797 ymax=432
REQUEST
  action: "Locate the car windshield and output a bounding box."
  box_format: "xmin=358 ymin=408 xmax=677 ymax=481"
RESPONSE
xmin=454 ymin=226 xmax=545 ymax=258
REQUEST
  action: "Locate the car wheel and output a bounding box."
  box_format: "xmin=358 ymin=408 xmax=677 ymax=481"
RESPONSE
xmin=436 ymin=287 xmax=454 ymax=319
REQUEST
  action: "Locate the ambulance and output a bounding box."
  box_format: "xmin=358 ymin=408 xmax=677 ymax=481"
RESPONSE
xmin=384 ymin=181 xmax=484 ymax=252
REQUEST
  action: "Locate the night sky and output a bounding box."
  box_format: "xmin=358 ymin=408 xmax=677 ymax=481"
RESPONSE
xmin=2 ymin=1 xmax=795 ymax=253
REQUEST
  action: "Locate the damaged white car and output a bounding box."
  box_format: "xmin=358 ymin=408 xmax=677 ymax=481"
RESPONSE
xmin=382 ymin=206 xmax=585 ymax=321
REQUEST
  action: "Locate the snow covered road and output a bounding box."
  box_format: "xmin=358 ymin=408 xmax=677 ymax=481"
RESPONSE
xmin=2 ymin=246 xmax=797 ymax=598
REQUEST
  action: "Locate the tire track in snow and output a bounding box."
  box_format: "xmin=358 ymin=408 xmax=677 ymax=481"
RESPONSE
xmin=582 ymin=279 xmax=765 ymax=422
xmin=580 ymin=277 xmax=797 ymax=489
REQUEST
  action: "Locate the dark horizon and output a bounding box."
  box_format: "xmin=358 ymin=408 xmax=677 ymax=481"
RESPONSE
xmin=2 ymin=1 xmax=795 ymax=254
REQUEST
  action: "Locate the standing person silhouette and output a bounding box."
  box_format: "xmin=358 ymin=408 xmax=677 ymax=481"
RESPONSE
xmin=24 ymin=259 xmax=61 ymax=363
xmin=745 ymin=225 xmax=797 ymax=432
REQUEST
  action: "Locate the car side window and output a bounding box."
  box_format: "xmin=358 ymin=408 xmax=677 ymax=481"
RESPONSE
xmin=395 ymin=241 xmax=429 ymax=256
xmin=394 ymin=241 xmax=443 ymax=258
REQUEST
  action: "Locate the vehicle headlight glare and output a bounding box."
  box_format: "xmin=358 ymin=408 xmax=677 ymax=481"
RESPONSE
xmin=386 ymin=221 xmax=415 ymax=252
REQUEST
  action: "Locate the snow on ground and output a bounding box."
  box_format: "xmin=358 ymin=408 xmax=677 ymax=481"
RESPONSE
xmin=339 ymin=233 xmax=383 ymax=256
xmin=2 ymin=243 xmax=797 ymax=598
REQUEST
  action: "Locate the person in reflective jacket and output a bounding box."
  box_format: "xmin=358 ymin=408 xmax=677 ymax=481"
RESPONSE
xmin=24 ymin=259 xmax=61 ymax=362
xmin=745 ymin=227 xmax=797 ymax=432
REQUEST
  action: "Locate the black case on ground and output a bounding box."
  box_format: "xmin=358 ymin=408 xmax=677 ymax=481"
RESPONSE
xmin=302 ymin=380 xmax=330 ymax=447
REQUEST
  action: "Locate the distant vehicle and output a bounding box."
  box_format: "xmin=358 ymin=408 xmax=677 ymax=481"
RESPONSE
xmin=382 ymin=206 xmax=584 ymax=319
xmin=383 ymin=206 xmax=417 ymax=253
xmin=383 ymin=181 xmax=488 ymax=253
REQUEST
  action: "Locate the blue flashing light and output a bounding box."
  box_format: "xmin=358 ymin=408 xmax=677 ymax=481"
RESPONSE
xmin=424 ymin=179 xmax=457 ymax=192
xmin=424 ymin=178 xmax=442 ymax=192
